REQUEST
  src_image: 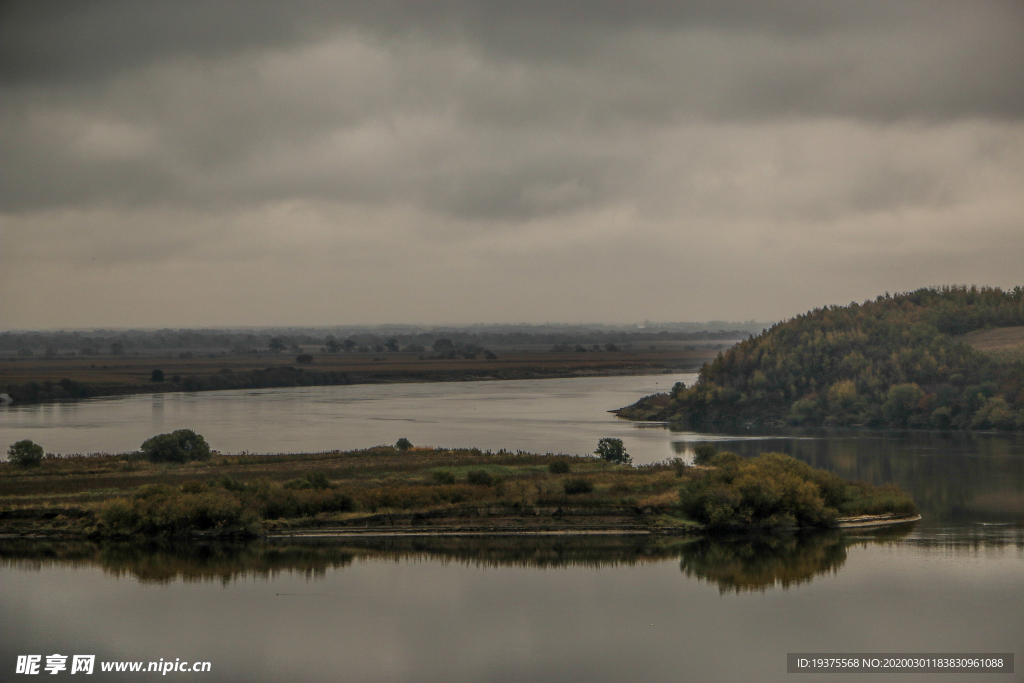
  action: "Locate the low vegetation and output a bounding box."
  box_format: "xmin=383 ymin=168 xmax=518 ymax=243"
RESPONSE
xmin=678 ymin=447 xmax=916 ymax=531
xmin=619 ymin=286 xmax=1024 ymax=430
xmin=2 ymin=433 xmax=916 ymax=537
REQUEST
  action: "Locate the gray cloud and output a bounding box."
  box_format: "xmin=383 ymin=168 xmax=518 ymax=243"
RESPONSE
xmin=1 ymin=1 xmax=1022 ymax=327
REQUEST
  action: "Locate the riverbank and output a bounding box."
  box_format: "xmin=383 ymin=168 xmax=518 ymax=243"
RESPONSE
xmin=0 ymin=444 xmax=918 ymax=539
xmin=0 ymin=346 xmax=717 ymax=405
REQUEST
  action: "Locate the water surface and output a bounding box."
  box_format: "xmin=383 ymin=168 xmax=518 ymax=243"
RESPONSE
xmin=2 ymin=376 xmax=1022 ymax=682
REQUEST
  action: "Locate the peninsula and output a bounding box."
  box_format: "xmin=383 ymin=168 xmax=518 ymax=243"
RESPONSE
xmin=617 ymin=286 xmax=1024 ymax=431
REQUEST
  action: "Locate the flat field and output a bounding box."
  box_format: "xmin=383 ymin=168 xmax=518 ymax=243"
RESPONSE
xmin=0 ymin=445 xmax=917 ymax=539
xmin=0 ymin=342 xmax=723 ymax=400
xmin=959 ymin=325 xmax=1024 ymax=359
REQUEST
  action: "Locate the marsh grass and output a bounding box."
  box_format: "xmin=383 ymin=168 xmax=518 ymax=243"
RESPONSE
xmin=2 ymin=445 xmax=916 ymax=536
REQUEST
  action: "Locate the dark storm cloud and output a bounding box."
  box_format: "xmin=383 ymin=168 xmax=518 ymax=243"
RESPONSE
xmin=5 ymin=1 xmax=1024 ymax=115
xmin=2 ymin=0 xmax=1022 ymax=215
xmin=1 ymin=1 xmax=1022 ymax=328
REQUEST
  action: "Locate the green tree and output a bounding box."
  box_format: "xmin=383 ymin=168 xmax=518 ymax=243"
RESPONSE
xmin=693 ymin=444 xmax=717 ymax=465
xmin=395 ymin=437 xmax=413 ymax=451
xmin=151 ymin=369 xmax=165 ymax=382
xmin=268 ymin=338 xmax=286 ymax=352
xmin=881 ymin=383 xmax=925 ymax=427
xmin=595 ymin=437 xmax=631 ymax=465
xmin=141 ymin=429 xmax=212 ymax=463
xmin=7 ymin=440 xmax=44 ymax=467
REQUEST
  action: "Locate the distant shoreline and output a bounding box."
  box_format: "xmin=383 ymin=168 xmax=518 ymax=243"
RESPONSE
xmin=1 ymin=349 xmax=714 ymax=406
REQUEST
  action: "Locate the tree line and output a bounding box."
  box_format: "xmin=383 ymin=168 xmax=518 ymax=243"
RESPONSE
xmin=653 ymin=286 xmax=1024 ymax=431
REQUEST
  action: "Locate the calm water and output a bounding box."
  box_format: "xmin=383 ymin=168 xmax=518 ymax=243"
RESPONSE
xmin=2 ymin=376 xmax=1023 ymax=682
xmin=0 ymin=374 xmax=696 ymax=463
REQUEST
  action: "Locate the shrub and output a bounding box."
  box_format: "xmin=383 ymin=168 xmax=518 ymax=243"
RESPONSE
xmin=7 ymin=440 xmax=44 ymax=467
xmin=97 ymin=488 xmax=243 ymax=534
xmin=677 ymin=452 xmax=915 ymax=531
xmin=141 ymin=429 xmax=211 ymax=463
xmin=692 ymin=444 xmax=717 ymax=465
xmin=667 ymin=457 xmax=687 ymax=477
xmin=563 ymin=478 xmax=594 ymax=495
xmin=304 ymin=471 xmax=331 ymax=489
xmin=395 ymin=437 xmax=413 ymax=451
xmin=595 ymin=438 xmax=631 ymax=465
xmin=466 ymin=470 xmax=494 ymax=486
xmin=548 ymin=460 xmax=570 ymax=474
xmin=213 ymin=475 xmax=247 ymax=492
xmin=432 ymin=470 xmax=456 ymax=484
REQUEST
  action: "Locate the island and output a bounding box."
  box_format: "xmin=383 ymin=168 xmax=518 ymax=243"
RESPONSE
xmin=1 ymin=436 xmax=917 ymax=538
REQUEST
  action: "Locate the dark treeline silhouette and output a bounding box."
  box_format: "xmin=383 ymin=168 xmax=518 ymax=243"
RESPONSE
xmin=1 ymin=323 xmax=765 ymax=356
xmin=626 ymin=286 xmax=1024 ymax=431
xmin=4 ymin=367 xmax=353 ymax=404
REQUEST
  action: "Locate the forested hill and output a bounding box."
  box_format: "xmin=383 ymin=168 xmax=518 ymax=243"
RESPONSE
xmin=621 ymin=287 xmax=1024 ymax=431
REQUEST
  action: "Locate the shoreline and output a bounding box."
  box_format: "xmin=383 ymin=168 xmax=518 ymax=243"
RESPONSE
xmin=1 ymin=362 xmax=700 ymax=407
xmin=0 ymin=509 xmax=921 ymax=541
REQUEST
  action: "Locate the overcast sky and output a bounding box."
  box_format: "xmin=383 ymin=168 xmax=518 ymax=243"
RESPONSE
xmin=2 ymin=1 xmax=1022 ymax=329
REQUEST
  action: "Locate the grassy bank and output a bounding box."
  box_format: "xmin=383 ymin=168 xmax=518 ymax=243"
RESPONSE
xmin=0 ymin=444 xmax=916 ymax=537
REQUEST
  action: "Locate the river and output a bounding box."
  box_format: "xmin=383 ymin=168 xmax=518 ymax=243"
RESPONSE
xmin=1 ymin=376 xmax=1022 ymax=682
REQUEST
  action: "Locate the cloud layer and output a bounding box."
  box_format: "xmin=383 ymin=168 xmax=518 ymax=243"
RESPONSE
xmin=2 ymin=1 xmax=1022 ymax=327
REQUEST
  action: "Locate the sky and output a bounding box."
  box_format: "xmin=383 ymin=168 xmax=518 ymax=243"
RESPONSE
xmin=2 ymin=1 xmax=1022 ymax=330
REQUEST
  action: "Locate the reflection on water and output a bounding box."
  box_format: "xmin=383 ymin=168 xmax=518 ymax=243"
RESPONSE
xmin=2 ymin=530 xmax=1022 ymax=683
xmin=670 ymin=429 xmax=1024 ymax=525
xmin=0 ymin=528 xmax=918 ymax=593
xmin=678 ymin=526 xmax=912 ymax=593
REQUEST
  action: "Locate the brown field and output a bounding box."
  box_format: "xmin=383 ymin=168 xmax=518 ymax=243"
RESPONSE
xmin=0 ymin=342 xmax=726 ymax=391
xmin=958 ymin=326 xmax=1024 ymax=360
xmin=959 ymin=325 xmax=1024 ymax=351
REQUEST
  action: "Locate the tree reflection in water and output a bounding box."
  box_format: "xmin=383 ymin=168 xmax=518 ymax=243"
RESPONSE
xmin=0 ymin=527 xmax=913 ymax=590
xmin=678 ymin=525 xmax=911 ymax=593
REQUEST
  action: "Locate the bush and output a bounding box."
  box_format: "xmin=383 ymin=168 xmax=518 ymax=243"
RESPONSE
xmin=395 ymin=437 xmax=413 ymax=451
xmin=595 ymin=438 xmax=631 ymax=465
xmin=563 ymin=478 xmax=594 ymax=495
xmin=140 ymin=429 xmax=212 ymax=463
xmin=677 ymin=452 xmax=915 ymax=532
xmin=7 ymin=440 xmax=44 ymax=467
xmin=548 ymin=460 xmax=570 ymax=474
xmin=668 ymin=457 xmax=687 ymax=477
xmin=304 ymin=471 xmax=330 ymax=489
xmin=693 ymin=444 xmax=717 ymax=465
xmin=466 ymin=470 xmax=494 ymax=486
xmin=213 ymin=475 xmax=247 ymax=492
xmin=432 ymin=470 xmax=456 ymax=484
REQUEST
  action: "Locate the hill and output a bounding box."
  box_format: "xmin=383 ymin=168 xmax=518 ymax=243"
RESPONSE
xmin=618 ymin=286 xmax=1024 ymax=431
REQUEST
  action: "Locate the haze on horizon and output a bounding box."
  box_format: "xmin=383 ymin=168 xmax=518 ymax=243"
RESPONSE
xmin=2 ymin=1 xmax=1022 ymax=331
